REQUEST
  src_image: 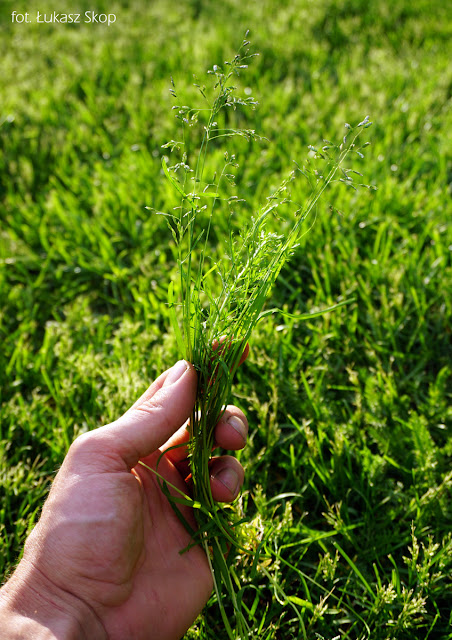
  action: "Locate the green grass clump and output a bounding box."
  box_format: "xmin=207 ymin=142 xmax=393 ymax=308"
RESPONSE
xmin=1 ymin=0 xmax=451 ymax=637
xmin=156 ymin=35 xmax=375 ymax=636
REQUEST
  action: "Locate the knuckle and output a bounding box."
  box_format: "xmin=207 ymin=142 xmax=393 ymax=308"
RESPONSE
xmin=68 ymin=429 xmax=99 ymax=459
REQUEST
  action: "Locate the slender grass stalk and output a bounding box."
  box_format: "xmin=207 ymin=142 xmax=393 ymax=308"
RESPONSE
xmin=149 ymin=33 xmax=373 ymax=638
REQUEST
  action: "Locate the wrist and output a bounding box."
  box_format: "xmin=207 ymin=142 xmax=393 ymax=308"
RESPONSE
xmin=0 ymin=560 xmax=107 ymax=640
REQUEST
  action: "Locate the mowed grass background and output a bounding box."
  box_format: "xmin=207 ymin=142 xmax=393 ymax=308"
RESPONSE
xmin=1 ymin=0 xmax=451 ymax=637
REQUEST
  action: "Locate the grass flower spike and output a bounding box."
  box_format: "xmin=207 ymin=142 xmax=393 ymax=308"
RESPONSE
xmin=149 ymin=33 xmax=373 ymax=638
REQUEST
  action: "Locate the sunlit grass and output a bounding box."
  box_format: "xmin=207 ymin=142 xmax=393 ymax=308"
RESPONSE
xmin=1 ymin=0 xmax=451 ymax=637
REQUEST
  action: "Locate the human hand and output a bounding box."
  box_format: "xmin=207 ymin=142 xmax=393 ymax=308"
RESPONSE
xmin=0 ymin=359 xmax=249 ymax=640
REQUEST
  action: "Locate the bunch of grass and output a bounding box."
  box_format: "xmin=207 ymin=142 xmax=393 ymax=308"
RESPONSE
xmin=148 ymin=33 xmax=373 ymax=638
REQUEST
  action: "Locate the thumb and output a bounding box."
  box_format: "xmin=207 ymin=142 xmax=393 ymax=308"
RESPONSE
xmin=93 ymin=360 xmax=197 ymax=470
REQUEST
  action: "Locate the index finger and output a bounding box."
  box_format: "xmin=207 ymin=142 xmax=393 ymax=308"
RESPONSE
xmin=212 ymin=337 xmax=250 ymax=368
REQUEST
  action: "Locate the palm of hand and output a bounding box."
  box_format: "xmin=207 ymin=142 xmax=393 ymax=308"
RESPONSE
xmin=16 ymin=362 xmax=248 ymax=640
xmin=27 ymin=443 xmax=212 ymax=640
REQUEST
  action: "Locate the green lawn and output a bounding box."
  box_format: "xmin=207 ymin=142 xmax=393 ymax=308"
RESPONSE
xmin=1 ymin=0 xmax=452 ymax=637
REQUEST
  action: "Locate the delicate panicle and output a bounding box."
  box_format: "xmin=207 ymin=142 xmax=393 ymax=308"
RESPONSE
xmin=152 ymin=33 xmax=373 ymax=639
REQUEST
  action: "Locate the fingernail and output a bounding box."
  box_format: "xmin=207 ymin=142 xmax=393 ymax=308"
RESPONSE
xmin=163 ymin=360 xmax=188 ymax=387
xmin=212 ymin=467 xmax=240 ymax=495
xmin=227 ymin=415 xmax=247 ymax=441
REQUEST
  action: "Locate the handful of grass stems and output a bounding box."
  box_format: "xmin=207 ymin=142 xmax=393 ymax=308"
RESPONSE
xmin=146 ymin=34 xmax=373 ymax=639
